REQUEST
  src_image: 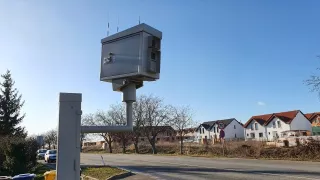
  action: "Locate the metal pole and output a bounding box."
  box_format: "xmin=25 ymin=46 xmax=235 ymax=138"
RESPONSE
xmin=56 ymin=93 xmax=82 ymax=180
xmin=126 ymin=101 xmax=133 ymax=126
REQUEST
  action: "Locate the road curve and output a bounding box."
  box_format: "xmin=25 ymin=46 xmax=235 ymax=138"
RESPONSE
xmin=81 ymin=153 xmax=320 ymax=180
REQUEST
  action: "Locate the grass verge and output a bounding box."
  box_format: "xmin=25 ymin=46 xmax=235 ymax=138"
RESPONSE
xmin=82 ymin=166 xmax=127 ymax=180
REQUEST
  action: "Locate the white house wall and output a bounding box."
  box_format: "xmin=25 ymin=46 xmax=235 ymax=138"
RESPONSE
xmin=290 ymin=111 xmax=312 ymax=132
xmin=266 ymin=117 xmax=290 ymax=141
xmin=196 ymin=125 xmax=211 ymax=141
xmin=210 ymin=124 xmax=221 ymax=139
xmin=223 ymin=120 xmax=245 ymax=139
xmin=244 ymin=120 xmax=267 ymax=141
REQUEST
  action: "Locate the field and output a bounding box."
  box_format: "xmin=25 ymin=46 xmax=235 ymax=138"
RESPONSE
xmin=82 ymin=140 xmax=320 ymax=161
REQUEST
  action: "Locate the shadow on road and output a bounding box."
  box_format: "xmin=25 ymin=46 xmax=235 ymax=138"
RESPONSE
xmin=117 ymin=165 xmax=320 ymax=177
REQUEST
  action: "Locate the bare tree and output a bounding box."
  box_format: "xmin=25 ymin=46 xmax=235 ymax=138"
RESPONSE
xmin=305 ymin=58 xmax=320 ymax=96
xmin=306 ymin=75 xmax=320 ymax=96
xmin=141 ymin=95 xmax=171 ymax=154
xmin=113 ymin=131 xmax=133 ymax=153
xmin=170 ymin=106 xmax=194 ymax=154
xmin=107 ymin=103 xmax=132 ymax=153
xmin=80 ymin=114 xmax=94 ymax=151
xmin=94 ymin=110 xmax=115 ymax=153
xmin=131 ymin=95 xmax=146 ymax=153
xmin=44 ymin=129 xmax=57 ymax=149
xmin=86 ymin=104 xmax=130 ymax=153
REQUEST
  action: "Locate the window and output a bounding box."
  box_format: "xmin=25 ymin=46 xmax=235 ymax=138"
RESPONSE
xmin=250 ymin=133 xmax=255 ymax=138
xmin=251 ymin=124 xmax=254 ymax=130
xmin=202 ymin=128 xmax=205 ymax=134
xmin=268 ymin=132 xmax=270 ymax=135
xmin=235 ymin=134 xmax=237 ymax=138
xmin=234 ymin=125 xmax=236 ymax=129
xmin=273 ymin=121 xmax=276 ymax=128
xmin=247 ymin=133 xmax=249 ymax=137
xmin=199 ymin=128 xmax=202 ymax=134
xmin=259 ymin=133 xmax=263 ymax=138
xmin=255 ymin=123 xmax=258 ymax=130
xmin=213 ymin=127 xmax=216 ymax=133
xmin=49 ymin=150 xmax=57 ymax=154
xmin=277 ymin=121 xmax=281 ymax=128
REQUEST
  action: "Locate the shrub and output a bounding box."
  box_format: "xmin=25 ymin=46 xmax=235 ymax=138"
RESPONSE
xmin=0 ymin=136 xmax=38 ymax=176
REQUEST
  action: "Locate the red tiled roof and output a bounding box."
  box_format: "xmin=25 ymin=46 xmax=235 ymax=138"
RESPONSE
xmin=244 ymin=110 xmax=300 ymax=128
xmin=305 ymin=112 xmax=320 ymax=121
xmin=243 ymin=113 xmax=272 ymax=127
xmin=305 ymin=113 xmax=314 ymax=119
xmin=266 ymin=110 xmax=299 ymax=124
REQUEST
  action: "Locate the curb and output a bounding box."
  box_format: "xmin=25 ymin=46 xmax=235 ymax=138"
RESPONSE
xmin=82 ymin=175 xmax=99 ymax=180
xmin=106 ymin=171 xmax=133 ymax=180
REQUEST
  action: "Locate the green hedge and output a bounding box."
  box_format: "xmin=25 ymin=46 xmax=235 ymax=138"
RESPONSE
xmin=0 ymin=136 xmax=38 ymax=176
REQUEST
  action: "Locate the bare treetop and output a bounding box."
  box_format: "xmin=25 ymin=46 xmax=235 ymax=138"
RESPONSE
xmin=108 ymin=104 xmax=126 ymax=125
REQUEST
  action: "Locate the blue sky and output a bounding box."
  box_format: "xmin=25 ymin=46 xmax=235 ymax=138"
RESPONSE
xmin=1 ymin=0 xmax=319 ymax=135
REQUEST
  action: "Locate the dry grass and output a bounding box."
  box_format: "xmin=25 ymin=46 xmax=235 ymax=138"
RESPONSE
xmin=81 ymin=166 xmax=126 ymax=180
xmin=82 ymin=140 xmax=320 ymax=161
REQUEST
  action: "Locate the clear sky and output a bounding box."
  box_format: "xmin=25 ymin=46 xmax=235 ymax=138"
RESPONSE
xmin=1 ymin=0 xmax=319 ymax=135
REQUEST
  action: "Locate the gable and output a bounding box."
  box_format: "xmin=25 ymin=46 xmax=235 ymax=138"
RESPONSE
xmin=305 ymin=112 xmax=320 ymax=122
xmin=224 ymin=119 xmax=243 ymax=129
xmin=266 ymin=116 xmax=290 ymax=128
xmin=265 ymin=110 xmax=299 ymax=125
xmin=244 ymin=114 xmax=273 ymax=128
xmin=196 ymin=124 xmax=210 ymax=132
xmin=311 ymin=115 xmax=320 ymax=124
xmin=245 ymin=119 xmax=262 ymax=129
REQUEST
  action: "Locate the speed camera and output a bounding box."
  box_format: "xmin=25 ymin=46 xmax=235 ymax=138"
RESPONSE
xmin=100 ymin=23 xmax=162 ymax=84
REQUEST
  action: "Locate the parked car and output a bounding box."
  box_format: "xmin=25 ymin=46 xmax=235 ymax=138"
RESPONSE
xmin=44 ymin=149 xmax=57 ymax=163
xmin=37 ymin=149 xmax=47 ymax=160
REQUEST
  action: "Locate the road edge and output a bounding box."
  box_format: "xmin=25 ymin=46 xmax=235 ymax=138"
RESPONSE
xmin=106 ymin=171 xmax=133 ymax=180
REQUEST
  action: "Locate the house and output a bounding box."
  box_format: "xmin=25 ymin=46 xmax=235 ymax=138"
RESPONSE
xmin=244 ymin=110 xmax=312 ymax=141
xmin=196 ymin=118 xmax=244 ymax=144
xmin=196 ymin=121 xmax=215 ymax=144
xmin=175 ymin=128 xmax=197 ymax=142
xmin=209 ymin=118 xmax=244 ymax=143
xmin=139 ymin=126 xmax=176 ymax=142
xmin=82 ymin=141 xmax=105 ymax=148
xmin=305 ymin=112 xmax=320 ymax=135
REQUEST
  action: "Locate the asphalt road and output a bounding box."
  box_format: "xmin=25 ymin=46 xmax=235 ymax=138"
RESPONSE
xmin=80 ymin=153 xmax=320 ymax=180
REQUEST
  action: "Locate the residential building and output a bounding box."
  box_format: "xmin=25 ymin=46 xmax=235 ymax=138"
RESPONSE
xmin=196 ymin=118 xmax=244 ymax=144
xmin=138 ymin=126 xmax=176 ymax=142
xmin=196 ymin=121 xmax=215 ymax=144
xmin=175 ymin=128 xmax=197 ymax=142
xmin=244 ymin=110 xmax=312 ymax=141
xmin=209 ymin=118 xmax=245 ymax=142
xmin=82 ymin=140 xmax=105 ymax=148
xmin=305 ymin=112 xmax=320 ymax=135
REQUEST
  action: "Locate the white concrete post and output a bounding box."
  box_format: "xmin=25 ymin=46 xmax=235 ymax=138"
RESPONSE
xmin=56 ymin=93 xmax=82 ymax=180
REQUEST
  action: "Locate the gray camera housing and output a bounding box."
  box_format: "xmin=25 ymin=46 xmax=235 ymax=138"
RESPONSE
xmin=100 ymin=23 xmax=162 ymax=84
